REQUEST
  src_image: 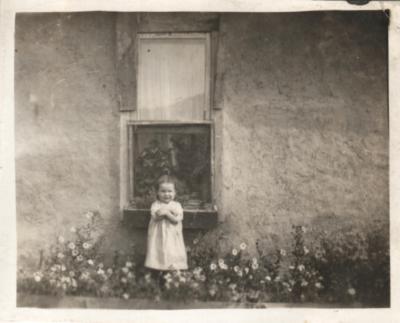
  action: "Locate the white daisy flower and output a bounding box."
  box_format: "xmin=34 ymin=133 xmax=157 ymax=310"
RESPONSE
xmin=315 ymin=282 xmax=323 ymax=289
xmin=301 ymin=280 xmax=308 ymax=287
xmin=33 ymin=272 xmax=42 ymax=282
xmin=209 ymin=288 xmax=217 ymax=296
xmin=348 ymin=288 xmax=356 ymax=296
xmin=82 ymin=242 xmax=91 ymax=249
xmin=297 ymin=264 xmax=305 ymax=272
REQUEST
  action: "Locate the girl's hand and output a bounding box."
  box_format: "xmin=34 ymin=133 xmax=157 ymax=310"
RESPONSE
xmin=155 ymin=209 xmax=165 ymax=221
xmin=164 ymin=211 xmax=179 ymax=225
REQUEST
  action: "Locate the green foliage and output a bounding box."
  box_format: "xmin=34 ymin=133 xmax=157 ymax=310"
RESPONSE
xmin=134 ymin=140 xmax=172 ymax=208
xmin=132 ymin=134 xmax=211 ymax=209
xmin=17 ymin=215 xmax=389 ymax=306
xmin=171 ymin=134 xmax=210 ymax=196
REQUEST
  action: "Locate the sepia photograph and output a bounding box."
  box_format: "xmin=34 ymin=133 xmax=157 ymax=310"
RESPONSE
xmin=13 ymin=8 xmax=390 ymax=311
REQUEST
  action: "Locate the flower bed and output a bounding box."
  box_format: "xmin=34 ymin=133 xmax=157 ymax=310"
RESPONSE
xmin=17 ymin=211 xmax=390 ymax=308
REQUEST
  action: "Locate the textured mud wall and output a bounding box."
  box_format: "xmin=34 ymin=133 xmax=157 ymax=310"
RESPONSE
xmin=15 ymin=13 xmax=130 ymax=267
xmin=15 ymin=11 xmax=388 ymax=265
xmin=216 ymin=12 xmax=388 ymax=250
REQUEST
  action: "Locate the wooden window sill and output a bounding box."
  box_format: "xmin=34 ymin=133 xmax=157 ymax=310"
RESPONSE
xmin=123 ymin=208 xmax=218 ymax=229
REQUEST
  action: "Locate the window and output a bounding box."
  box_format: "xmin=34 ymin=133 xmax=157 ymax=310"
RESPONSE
xmin=125 ymin=33 xmax=217 ymax=226
xmin=129 ymin=123 xmax=212 ymax=209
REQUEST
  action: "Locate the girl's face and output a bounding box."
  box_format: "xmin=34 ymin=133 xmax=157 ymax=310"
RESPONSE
xmin=157 ymin=183 xmax=176 ymax=203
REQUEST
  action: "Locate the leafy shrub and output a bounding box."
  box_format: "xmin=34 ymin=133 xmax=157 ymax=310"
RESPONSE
xmin=17 ymin=213 xmax=389 ymax=307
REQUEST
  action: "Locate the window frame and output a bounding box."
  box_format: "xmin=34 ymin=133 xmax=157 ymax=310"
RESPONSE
xmin=127 ymin=121 xmax=215 ymax=211
xmin=126 ymin=32 xmax=216 ymax=215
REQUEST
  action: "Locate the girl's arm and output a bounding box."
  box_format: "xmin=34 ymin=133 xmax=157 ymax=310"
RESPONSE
xmin=150 ymin=202 xmax=164 ymax=221
xmin=164 ymin=203 xmax=183 ymax=224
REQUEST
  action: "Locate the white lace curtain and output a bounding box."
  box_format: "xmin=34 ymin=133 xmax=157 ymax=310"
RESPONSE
xmin=137 ymin=35 xmax=209 ymax=121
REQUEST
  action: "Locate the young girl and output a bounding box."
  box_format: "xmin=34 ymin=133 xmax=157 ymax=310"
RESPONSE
xmin=144 ymin=176 xmax=188 ymax=274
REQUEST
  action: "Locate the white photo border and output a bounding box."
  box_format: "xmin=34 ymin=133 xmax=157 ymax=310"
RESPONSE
xmin=1 ymin=1 xmax=399 ymax=323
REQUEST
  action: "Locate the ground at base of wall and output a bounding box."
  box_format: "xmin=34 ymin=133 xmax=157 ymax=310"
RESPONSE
xmin=17 ymin=293 xmax=367 ymax=309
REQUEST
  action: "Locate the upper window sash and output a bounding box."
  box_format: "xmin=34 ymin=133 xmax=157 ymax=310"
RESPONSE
xmin=137 ymin=33 xmax=211 ymax=122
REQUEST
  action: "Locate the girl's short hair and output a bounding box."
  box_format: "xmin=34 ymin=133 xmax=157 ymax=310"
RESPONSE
xmin=155 ymin=175 xmax=177 ymax=191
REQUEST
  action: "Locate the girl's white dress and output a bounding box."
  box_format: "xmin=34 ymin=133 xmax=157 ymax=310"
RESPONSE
xmin=144 ymin=200 xmax=188 ymax=270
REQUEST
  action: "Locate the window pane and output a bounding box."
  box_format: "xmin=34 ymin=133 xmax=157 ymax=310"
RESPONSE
xmin=132 ymin=125 xmax=211 ymax=209
xmin=138 ymin=36 xmax=208 ymax=121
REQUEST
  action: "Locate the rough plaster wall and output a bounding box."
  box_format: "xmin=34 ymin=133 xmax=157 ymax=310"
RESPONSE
xmin=216 ymin=12 xmax=389 ymax=251
xmin=15 ymin=13 xmax=130 ymax=267
xmin=15 ymin=12 xmax=389 ymax=265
